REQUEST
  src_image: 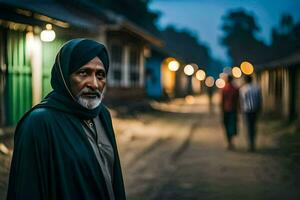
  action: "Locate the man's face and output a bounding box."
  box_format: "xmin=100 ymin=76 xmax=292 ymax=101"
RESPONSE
xmin=69 ymin=56 xmax=106 ymax=109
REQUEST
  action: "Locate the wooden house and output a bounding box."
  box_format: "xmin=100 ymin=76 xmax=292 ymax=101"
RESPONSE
xmin=256 ymin=52 xmax=300 ymax=122
xmin=0 ymin=0 xmax=162 ymax=126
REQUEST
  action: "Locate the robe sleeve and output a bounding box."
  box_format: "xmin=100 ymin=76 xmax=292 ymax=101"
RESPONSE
xmin=101 ymin=106 xmax=126 ymax=200
xmin=7 ymin=109 xmax=50 ymax=200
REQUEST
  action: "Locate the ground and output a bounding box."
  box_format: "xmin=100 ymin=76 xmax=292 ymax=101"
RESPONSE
xmin=0 ymin=94 xmax=299 ymax=199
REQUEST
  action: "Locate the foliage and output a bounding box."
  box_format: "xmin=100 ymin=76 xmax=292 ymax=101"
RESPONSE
xmin=220 ymin=9 xmax=300 ymax=65
xmin=220 ymin=9 xmax=269 ymax=65
xmin=91 ymin=0 xmax=160 ymax=32
xmin=270 ymin=14 xmax=300 ymax=60
xmin=160 ymin=26 xmax=211 ymax=68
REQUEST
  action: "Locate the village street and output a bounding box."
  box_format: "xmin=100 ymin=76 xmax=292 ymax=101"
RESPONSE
xmin=115 ymin=94 xmax=300 ymax=200
xmin=0 ymin=94 xmax=299 ymax=199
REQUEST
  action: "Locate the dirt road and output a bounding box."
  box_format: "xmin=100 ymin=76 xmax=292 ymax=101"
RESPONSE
xmin=0 ymin=94 xmax=299 ymax=199
xmin=117 ymin=95 xmax=300 ymax=200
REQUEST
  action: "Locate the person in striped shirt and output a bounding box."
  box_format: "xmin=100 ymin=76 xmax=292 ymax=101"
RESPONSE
xmin=240 ymin=75 xmax=262 ymax=152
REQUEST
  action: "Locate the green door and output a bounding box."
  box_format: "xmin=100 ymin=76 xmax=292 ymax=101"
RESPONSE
xmin=42 ymin=38 xmax=66 ymax=97
xmin=6 ymin=30 xmax=32 ymax=125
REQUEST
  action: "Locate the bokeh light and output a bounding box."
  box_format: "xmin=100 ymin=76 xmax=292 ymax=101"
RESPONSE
xmin=240 ymin=61 xmax=254 ymax=75
xmin=219 ymin=72 xmax=227 ymax=80
xmin=232 ymin=67 xmax=242 ymax=78
xmin=40 ymin=24 xmax=56 ymax=42
xmin=205 ymin=76 xmax=215 ymax=87
xmin=184 ymin=64 xmax=195 ymax=76
xmin=168 ymin=60 xmax=180 ymax=71
xmin=196 ymin=69 xmax=206 ymax=81
xmin=185 ymin=95 xmax=195 ymax=104
xmin=215 ymin=78 xmax=225 ymax=88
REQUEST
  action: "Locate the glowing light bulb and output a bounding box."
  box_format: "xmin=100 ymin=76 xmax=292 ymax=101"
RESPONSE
xmin=240 ymin=61 xmax=254 ymax=75
xmin=196 ymin=69 xmax=206 ymax=81
xmin=40 ymin=24 xmax=56 ymax=42
xmin=168 ymin=60 xmax=180 ymax=71
xmin=215 ymin=78 xmax=225 ymax=88
xmin=205 ymin=76 xmax=215 ymax=87
xmin=232 ymin=67 xmax=242 ymax=78
xmin=184 ymin=64 xmax=194 ymax=76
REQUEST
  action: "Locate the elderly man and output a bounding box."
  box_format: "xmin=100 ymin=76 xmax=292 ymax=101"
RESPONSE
xmin=7 ymin=39 xmax=126 ymax=200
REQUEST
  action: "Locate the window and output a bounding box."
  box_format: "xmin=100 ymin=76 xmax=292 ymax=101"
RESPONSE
xmin=129 ymin=47 xmax=140 ymax=87
xmin=109 ymin=44 xmax=122 ymax=86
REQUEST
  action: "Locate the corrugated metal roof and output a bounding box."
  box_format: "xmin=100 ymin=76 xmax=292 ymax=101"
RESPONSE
xmin=0 ymin=0 xmax=101 ymax=30
xmin=0 ymin=0 xmax=163 ymax=46
xmin=257 ymin=51 xmax=300 ymax=71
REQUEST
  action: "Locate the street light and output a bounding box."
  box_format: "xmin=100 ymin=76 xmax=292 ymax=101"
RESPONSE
xmin=215 ymin=78 xmax=225 ymax=88
xmin=232 ymin=66 xmax=242 ymax=78
xmin=205 ymin=76 xmax=215 ymax=87
xmin=196 ymin=69 xmax=206 ymax=81
xmin=219 ymin=72 xmax=227 ymax=80
xmin=40 ymin=24 xmax=56 ymax=42
xmin=184 ymin=64 xmax=194 ymax=76
xmin=240 ymin=61 xmax=254 ymax=75
xmin=168 ymin=60 xmax=180 ymax=71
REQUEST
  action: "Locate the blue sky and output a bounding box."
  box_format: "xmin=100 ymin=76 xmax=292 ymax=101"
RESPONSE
xmin=149 ymin=0 xmax=300 ymax=63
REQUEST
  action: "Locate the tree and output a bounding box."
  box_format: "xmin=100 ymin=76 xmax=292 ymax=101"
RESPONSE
xmin=92 ymin=0 xmax=160 ymax=33
xmin=270 ymin=14 xmax=300 ymax=60
xmin=220 ymin=9 xmax=269 ymax=65
xmin=161 ymin=26 xmax=211 ymax=67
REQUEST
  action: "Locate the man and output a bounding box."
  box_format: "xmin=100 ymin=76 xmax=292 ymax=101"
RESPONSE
xmin=221 ymin=75 xmax=239 ymax=150
xmin=240 ymin=75 xmax=262 ymax=152
xmin=7 ymin=39 xmax=126 ymax=199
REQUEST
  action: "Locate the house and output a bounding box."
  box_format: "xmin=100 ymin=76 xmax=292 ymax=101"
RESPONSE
xmin=94 ymin=9 xmax=162 ymax=103
xmin=0 ymin=0 xmax=162 ymax=126
xmin=145 ymin=46 xmax=166 ymax=99
xmin=256 ymin=51 xmax=300 ymax=122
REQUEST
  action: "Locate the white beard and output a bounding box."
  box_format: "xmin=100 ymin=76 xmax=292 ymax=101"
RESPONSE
xmin=75 ymin=87 xmax=104 ymax=110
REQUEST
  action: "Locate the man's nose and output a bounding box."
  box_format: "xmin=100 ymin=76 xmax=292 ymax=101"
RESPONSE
xmin=87 ymin=75 xmax=98 ymax=90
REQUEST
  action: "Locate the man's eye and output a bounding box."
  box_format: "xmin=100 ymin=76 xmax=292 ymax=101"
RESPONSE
xmin=97 ymin=72 xmax=106 ymax=79
xmin=78 ymin=71 xmax=87 ymax=76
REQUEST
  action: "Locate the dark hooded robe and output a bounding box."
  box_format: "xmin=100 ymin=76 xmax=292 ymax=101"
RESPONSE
xmin=7 ymin=39 xmax=126 ymax=200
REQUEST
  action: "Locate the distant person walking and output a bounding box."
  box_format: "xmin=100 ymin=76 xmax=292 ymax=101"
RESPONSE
xmin=207 ymin=86 xmax=214 ymax=113
xmin=221 ymin=75 xmax=239 ymax=150
xmin=240 ymin=75 xmax=262 ymax=152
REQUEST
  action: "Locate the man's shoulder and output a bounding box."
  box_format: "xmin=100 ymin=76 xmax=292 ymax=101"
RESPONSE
xmin=28 ymin=107 xmax=57 ymax=118
xmin=15 ymin=108 xmax=56 ymax=140
xmin=21 ymin=107 xmax=60 ymax=126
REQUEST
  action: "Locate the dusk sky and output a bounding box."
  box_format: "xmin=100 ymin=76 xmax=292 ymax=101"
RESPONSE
xmin=149 ymin=0 xmax=300 ymax=64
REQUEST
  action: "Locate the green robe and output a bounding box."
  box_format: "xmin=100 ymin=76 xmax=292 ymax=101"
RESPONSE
xmin=7 ymin=104 xmax=126 ymax=200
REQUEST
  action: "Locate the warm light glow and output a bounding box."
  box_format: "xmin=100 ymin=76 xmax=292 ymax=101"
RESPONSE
xmin=143 ymin=47 xmax=151 ymax=57
xmin=205 ymin=76 xmax=215 ymax=87
xmin=185 ymin=95 xmax=195 ymax=104
xmin=196 ymin=69 xmax=206 ymax=81
xmin=168 ymin=60 xmax=180 ymax=71
xmin=26 ymin=32 xmax=35 ymax=56
xmin=215 ymin=78 xmax=226 ymax=88
xmin=232 ymin=67 xmax=242 ymax=78
xmin=219 ymin=72 xmax=227 ymax=80
xmin=40 ymin=24 xmax=56 ymax=42
xmin=240 ymin=61 xmax=254 ymax=75
xmin=184 ymin=64 xmax=194 ymax=76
